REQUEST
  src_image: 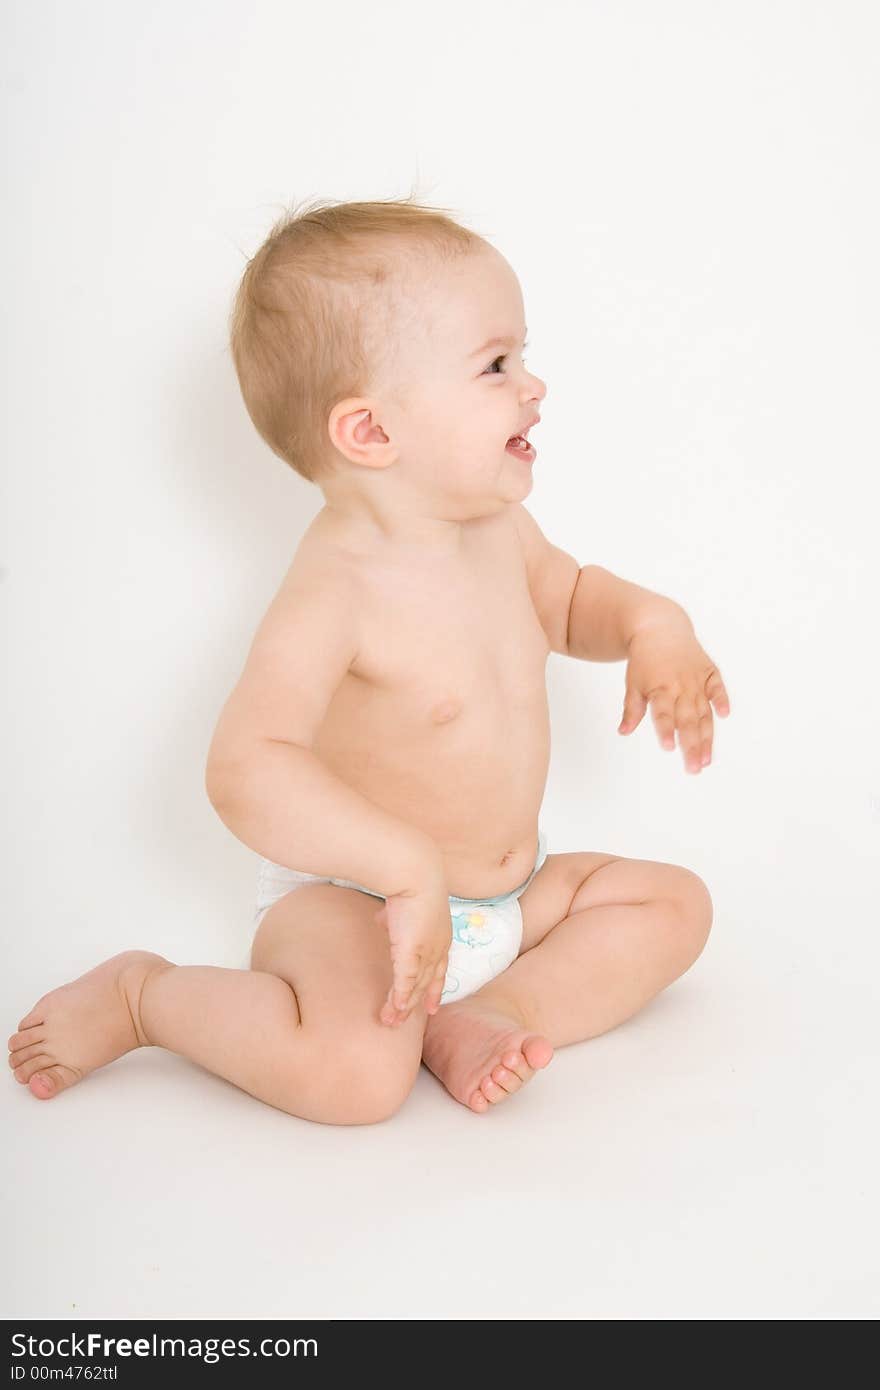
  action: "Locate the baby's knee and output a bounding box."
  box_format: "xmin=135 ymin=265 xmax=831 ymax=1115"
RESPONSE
xmin=674 ymin=869 xmax=714 ymax=955
xmin=284 ymin=1030 xmax=422 ymax=1126
xmin=328 ymin=1056 xmax=421 ymax=1125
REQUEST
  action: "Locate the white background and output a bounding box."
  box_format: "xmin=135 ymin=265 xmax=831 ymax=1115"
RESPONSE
xmin=3 ymin=0 xmax=878 ymax=1320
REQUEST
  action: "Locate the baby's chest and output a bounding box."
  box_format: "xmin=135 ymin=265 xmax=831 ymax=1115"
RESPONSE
xmin=351 ymin=544 xmax=549 ymax=722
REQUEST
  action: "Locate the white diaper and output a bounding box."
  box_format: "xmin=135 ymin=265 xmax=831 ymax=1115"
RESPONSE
xmin=245 ymin=829 xmax=550 ymax=1005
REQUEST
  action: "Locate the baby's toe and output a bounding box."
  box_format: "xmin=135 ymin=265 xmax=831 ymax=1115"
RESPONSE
xmin=501 ymin=1050 xmax=533 ymax=1082
xmin=28 ymin=1065 xmax=76 ymax=1099
xmin=469 ymin=1089 xmax=490 ymax=1113
xmin=479 ymin=1075 xmax=508 ymax=1103
xmin=9 ymin=1042 xmax=47 ymax=1069
xmin=15 ymin=1055 xmax=53 ymax=1085
xmin=491 ymin=1064 xmax=523 ymax=1094
xmin=522 ymin=1036 xmax=554 ymax=1070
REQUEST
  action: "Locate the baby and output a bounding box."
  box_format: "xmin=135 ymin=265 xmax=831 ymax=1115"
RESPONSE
xmin=8 ymin=197 xmax=730 ymax=1123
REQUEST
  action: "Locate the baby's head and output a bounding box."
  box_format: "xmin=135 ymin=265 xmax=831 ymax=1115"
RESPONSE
xmin=229 ymin=196 xmax=546 ymax=535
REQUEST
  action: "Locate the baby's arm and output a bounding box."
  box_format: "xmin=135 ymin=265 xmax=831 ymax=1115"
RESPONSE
xmin=511 ymin=502 xmax=690 ymax=662
xmin=205 ymin=564 xmax=439 ymax=897
xmin=511 ymin=503 xmax=729 ymax=769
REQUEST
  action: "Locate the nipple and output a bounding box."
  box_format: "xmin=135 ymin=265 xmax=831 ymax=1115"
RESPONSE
xmin=430 ymin=698 xmax=462 ymax=725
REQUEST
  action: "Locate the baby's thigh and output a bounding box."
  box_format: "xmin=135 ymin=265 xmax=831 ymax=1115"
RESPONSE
xmin=250 ymin=882 xmax=426 ymax=1079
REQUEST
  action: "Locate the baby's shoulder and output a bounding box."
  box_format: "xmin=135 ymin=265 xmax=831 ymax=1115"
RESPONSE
xmin=278 ymin=508 xmax=365 ymax=592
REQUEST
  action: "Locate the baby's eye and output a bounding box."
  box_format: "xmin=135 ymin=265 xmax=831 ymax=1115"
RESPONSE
xmin=483 ymin=342 xmax=529 ymax=376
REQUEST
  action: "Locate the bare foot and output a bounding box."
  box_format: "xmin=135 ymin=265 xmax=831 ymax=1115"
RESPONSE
xmin=421 ymin=994 xmax=554 ymax=1114
xmin=7 ymin=950 xmax=173 ymax=1101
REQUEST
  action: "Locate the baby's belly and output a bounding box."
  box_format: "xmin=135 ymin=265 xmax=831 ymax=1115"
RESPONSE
xmin=314 ymin=682 xmax=552 ymax=898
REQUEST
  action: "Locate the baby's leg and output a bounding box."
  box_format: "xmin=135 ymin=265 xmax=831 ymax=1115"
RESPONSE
xmin=8 ymin=884 xmax=428 ymax=1125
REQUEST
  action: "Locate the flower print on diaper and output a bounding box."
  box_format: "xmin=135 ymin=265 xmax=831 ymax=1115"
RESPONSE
xmin=450 ymin=905 xmax=499 ymax=950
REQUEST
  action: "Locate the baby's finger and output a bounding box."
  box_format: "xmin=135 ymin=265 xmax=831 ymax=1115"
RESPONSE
xmin=649 ymin=693 xmax=677 ymax=750
xmin=394 ymin=954 xmax=437 ymax=1017
xmin=390 ymin=959 xmax=422 ymax=1012
xmin=395 ymin=954 xmax=448 ymax=1021
xmin=397 ymin=974 xmax=428 ymax=1019
xmin=619 ymin=687 xmax=647 ymax=734
xmin=415 ymin=953 xmax=447 ymax=1012
xmin=380 ymin=991 xmax=405 ymax=1027
xmin=381 ymin=989 xmax=415 ymax=1028
xmin=680 ymin=691 xmax=715 ymax=773
xmin=696 ymin=697 xmax=713 ymax=765
xmin=705 ymin=667 xmax=730 ymax=717
xmin=424 ymin=959 xmax=449 ymax=1015
xmin=674 ymin=691 xmax=704 ymax=773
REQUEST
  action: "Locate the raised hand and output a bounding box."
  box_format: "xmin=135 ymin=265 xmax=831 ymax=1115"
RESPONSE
xmin=618 ymin=621 xmax=730 ymax=773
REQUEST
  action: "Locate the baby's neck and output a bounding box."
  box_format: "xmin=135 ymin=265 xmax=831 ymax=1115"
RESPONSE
xmin=318 ymin=497 xmax=476 ymax=560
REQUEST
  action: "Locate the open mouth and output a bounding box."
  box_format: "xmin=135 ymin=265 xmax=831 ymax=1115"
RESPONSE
xmin=505 ymin=431 xmax=536 ymax=460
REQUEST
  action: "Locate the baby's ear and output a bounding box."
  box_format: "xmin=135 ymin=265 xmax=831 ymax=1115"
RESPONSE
xmin=328 ymin=399 xmax=394 ymax=468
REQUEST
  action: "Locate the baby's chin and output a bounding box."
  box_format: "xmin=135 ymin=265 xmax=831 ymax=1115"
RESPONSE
xmin=498 ymin=456 xmax=536 ymax=500
xmin=428 ymin=460 xmax=534 ymax=517
xmin=469 ymin=470 xmax=533 ymax=507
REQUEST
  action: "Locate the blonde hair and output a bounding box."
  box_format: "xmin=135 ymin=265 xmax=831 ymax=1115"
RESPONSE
xmin=228 ymin=195 xmax=484 ymax=484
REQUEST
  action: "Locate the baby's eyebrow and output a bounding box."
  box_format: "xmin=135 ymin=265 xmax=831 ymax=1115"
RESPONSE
xmin=469 ymin=328 xmax=528 ymax=358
